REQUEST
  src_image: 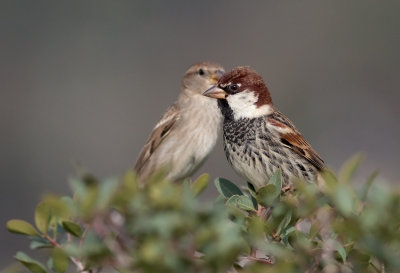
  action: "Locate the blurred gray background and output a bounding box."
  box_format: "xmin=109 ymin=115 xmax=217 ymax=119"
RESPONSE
xmin=1 ymin=0 xmax=399 ymax=267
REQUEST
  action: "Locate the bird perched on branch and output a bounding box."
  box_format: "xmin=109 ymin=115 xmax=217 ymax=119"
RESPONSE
xmin=203 ymin=66 xmax=325 ymax=190
xmin=134 ymin=62 xmax=225 ymax=184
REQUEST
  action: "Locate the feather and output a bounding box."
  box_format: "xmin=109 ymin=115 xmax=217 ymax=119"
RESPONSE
xmin=268 ymin=111 xmax=325 ymax=171
xmin=134 ymin=103 xmax=180 ymax=174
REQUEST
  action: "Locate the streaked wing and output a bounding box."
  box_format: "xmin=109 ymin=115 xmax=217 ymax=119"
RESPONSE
xmin=268 ymin=111 xmax=325 ymax=171
xmin=134 ymin=103 xmax=180 ymax=174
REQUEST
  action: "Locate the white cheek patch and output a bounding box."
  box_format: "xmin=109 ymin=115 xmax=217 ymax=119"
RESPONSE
xmin=227 ymin=90 xmax=273 ymax=120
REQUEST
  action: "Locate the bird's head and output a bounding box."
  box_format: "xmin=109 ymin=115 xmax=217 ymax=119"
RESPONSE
xmin=203 ymin=66 xmax=274 ymax=120
xmin=182 ymin=62 xmax=225 ymax=95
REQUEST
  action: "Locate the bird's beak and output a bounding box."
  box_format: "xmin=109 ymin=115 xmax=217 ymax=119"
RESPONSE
xmin=209 ymin=70 xmax=224 ymax=84
xmin=203 ymin=85 xmax=227 ymax=99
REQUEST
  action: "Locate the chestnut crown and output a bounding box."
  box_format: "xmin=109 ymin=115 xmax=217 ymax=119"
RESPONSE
xmin=217 ymin=66 xmax=273 ymax=107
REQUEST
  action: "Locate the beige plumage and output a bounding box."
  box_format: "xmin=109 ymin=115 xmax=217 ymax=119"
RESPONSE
xmin=134 ymin=62 xmax=225 ymax=184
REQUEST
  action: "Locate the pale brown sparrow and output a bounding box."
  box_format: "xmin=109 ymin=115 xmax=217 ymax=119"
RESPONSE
xmin=134 ymin=62 xmax=225 ymax=184
xmin=203 ymin=66 xmax=325 ymax=189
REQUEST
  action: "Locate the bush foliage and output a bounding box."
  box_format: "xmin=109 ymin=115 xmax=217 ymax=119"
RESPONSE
xmin=5 ymin=156 xmax=400 ymax=273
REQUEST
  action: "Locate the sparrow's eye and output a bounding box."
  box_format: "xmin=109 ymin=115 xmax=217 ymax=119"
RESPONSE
xmin=198 ymin=69 xmax=205 ymax=76
xmin=227 ymin=84 xmax=239 ymax=93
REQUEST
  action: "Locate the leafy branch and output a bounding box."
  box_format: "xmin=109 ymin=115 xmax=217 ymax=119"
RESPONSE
xmin=5 ymin=156 xmax=400 ymax=273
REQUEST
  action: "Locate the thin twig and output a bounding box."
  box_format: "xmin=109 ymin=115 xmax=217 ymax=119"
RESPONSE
xmin=43 ymin=234 xmax=89 ymax=273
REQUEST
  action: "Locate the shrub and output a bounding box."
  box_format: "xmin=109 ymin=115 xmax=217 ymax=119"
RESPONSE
xmin=6 ymin=156 xmax=400 ymax=273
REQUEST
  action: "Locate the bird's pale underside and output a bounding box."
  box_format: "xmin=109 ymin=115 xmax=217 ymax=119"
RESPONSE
xmin=134 ymin=62 xmax=225 ymax=184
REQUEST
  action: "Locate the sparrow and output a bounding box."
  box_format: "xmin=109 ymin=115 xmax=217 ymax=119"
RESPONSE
xmin=203 ymin=66 xmax=325 ymax=190
xmin=134 ymin=62 xmax=225 ymax=184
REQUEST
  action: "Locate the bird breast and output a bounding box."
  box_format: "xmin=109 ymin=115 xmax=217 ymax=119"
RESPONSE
xmin=163 ymin=94 xmax=222 ymax=181
xmin=223 ymin=117 xmax=318 ymax=189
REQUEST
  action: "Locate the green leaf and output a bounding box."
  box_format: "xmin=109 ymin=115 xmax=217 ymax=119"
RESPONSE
xmin=309 ymin=223 xmax=320 ymax=239
xmin=247 ymin=182 xmax=256 ymax=197
xmin=359 ymin=170 xmax=378 ymax=202
xmin=269 ymin=169 xmax=282 ymax=193
xmin=281 ymin=226 xmax=296 ymax=238
xmin=80 ymin=231 xmax=110 ymax=257
xmin=321 ymin=169 xmax=338 ymax=191
xmin=122 ymin=170 xmax=138 ymax=193
xmin=256 ymin=184 xmax=278 ymax=207
xmin=36 ymin=196 xmax=72 ymax=234
xmin=96 ymin=177 xmax=119 ymax=209
xmin=191 ymin=173 xmax=209 ymax=197
xmin=339 ymin=154 xmax=363 ymax=184
xmin=113 ymin=171 xmax=139 ymax=208
xmin=225 ymin=195 xmax=241 ymax=207
xmin=0 ymin=263 xmax=25 ymax=273
xmin=247 ymin=216 xmax=265 ymax=236
xmin=6 ymin=220 xmax=39 ymax=236
xmin=214 ymin=194 xmax=226 ymax=206
xmin=35 ymin=202 xmax=51 ymax=234
xmin=51 ymin=248 xmax=68 ymax=273
xmin=333 ymin=185 xmax=355 ymax=216
xmin=335 ymin=241 xmax=347 ymax=262
xmin=69 ymin=177 xmax=87 ymax=200
xmin=276 ymin=211 xmax=292 ymax=236
xmin=30 ymin=237 xmax=52 ymax=249
xmin=245 ymin=183 xmax=259 ymax=210
xmin=62 ymin=221 xmax=82 ymax=238
xmin=250 ymin=194 xmax=258 ymax=211
xmin=214 ymin=178 xmax=243 ymax=198
xmin=15 ymin=252 xmax=47 ymax=273
xmin=236 ymin=195 xmax=256 ymax=211
xmin=70 ymin=177 xmax=99 ymax=216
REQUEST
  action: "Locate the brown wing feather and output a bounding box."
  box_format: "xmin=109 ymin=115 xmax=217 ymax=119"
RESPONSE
xmin=134 ymin=103 xmax=180 ymax=174
xmin=268 ymin=112 xmax=325 ymax=171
